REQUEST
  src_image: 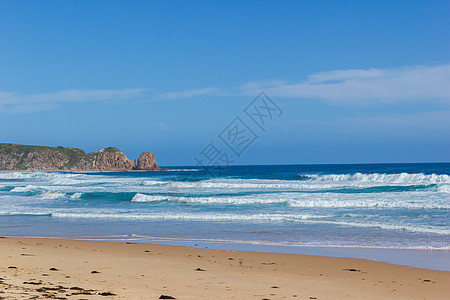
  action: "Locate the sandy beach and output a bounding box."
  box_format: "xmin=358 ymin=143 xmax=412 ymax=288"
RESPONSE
xmin=0 ymin=237 xmax=448 ymax=299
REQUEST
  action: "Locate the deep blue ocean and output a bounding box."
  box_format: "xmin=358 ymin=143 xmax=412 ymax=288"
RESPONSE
xmin=1 ymin=163 xmax=449 ymax=269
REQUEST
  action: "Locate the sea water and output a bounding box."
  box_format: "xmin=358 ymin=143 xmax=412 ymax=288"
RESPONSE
xmin=1 ymin=163 xmax=449 ymax=270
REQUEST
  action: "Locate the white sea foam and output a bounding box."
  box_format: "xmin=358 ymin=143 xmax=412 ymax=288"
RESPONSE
xmin=38 ymin=191 xmax=66 ymax=199
xmin=286 ymin=192 xmax=450 ymax=209
xmin=437 ymin=184 xmax=450 ymax=193
xmin=132 ymin=193 xmax=290 ymax=205
xmin=5 ymin=171 xmax=447 ymax=194
xmin=76 ymin=234 xmax=450 ymax=250
xmin=51 ymin=212 xmax=328 ymax=222
xmin=179 ymin=179 xmax=302 ymax=189
xmin=171 ymin=195 xmax=289 ymax=205
xmin=308 ymin=172 xmax=450 ymax=184
xmin=131 ymin=193 xmax=167 ymax=202
xmin=166 ymin=173 xmax=450 ymax=192
xmin=0 ymin=210 xmax=53 ymax=216
xmin=302 ymin=219 xmax=450 ymax=235
xmin=7 ymin=171 xmax=446 ymax=186
xmin=287 ymin=199 xmax=450 ymax=209
xmin=140 ymin=180 xmax=166 ymax=186
xmin=70 ymin=193 xmax=83 ymax=199
xmin=0 ymin=172 xmax=41 ymax=179
xmin=131 ymin=191 xmax=449 ymax=209
xmin=2 ymin=169 xmax=449 ymax=251
xmin=46 ymin=211 xmax=450 ymax=235
xmin=10 ymin=185 xmax=38 ymax=192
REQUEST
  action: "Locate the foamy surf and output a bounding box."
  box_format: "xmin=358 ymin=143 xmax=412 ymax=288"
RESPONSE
xmin=1 ymin=163 xmax=449 ymax=250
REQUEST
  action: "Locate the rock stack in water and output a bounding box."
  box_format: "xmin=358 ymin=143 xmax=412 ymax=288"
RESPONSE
xmin=136 ymin=152 xmax=160 ymax=170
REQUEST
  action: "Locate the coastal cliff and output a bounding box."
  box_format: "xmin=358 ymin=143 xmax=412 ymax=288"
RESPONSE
xmin=0 ymin=143 xmax=161 ymax=172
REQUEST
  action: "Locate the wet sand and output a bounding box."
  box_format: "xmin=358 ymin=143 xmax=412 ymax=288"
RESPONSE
xmin=0 ymin=237 xmax=449 ymax=299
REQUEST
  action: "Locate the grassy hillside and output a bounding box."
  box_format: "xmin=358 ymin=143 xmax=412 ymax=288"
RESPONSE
xmin=0 ymin=143 xmax=91 ymax=170
xmin=0 ymin=143 xmax=146 ymax=171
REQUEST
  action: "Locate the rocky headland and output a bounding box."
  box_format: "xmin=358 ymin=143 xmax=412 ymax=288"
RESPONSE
xmin=0 ymin=143 xmax=161 ymax=172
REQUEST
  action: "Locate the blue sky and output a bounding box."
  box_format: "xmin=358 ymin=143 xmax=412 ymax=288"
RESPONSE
xmin=0 ymin=0 xmax=449 ymax=166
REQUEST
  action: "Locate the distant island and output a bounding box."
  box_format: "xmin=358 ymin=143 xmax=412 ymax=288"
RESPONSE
xmin=0 ymin=143 xmax=161 ymax=172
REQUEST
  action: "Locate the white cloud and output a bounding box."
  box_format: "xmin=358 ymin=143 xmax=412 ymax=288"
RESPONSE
xmin=0 ymin=86 xmax=225 ymax=113
xmin=0 ymin=88 xmax=149 ymax=113
xmin=241 ymin=64 xmax=450 ymax=104
xmin=3 ymin=64 xmax=449 ymax=114
xmin=154 ymin=87 xmax=224 ymax=101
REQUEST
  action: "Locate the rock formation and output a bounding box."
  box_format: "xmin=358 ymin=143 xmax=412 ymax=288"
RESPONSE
xmin=136 ymin=152 xmax=159 ymax=170
xmin=93 ymin=147 xmax=137 ymax=171
xmin=0 ymin=143 xmax=161 ymax=172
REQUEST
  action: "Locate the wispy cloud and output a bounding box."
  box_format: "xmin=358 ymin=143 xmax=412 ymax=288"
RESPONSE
xmin=2 ymin=64 xmax=449 ymax=114
xmin=0 ymin=88 xmax=149 ymax=113
xmin=0 ymin=86 xmax=225 ymax=113
xmin=241 ymin=64 xmax=450 ymax=104
xmin=154 ymin=87 xmax=224 ymax=101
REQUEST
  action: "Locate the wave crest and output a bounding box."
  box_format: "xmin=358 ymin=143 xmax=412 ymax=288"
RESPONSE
xmin=308 ymin=172 xmax=450 ymax=184
xmin=131 ymin=193 xmax=167 ymax=202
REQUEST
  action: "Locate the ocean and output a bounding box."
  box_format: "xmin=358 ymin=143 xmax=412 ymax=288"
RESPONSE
xmin=1 ymin=163 xmax=449 ymax=270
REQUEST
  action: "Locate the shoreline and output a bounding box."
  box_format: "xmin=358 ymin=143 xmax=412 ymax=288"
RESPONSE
xmin=1 ymin=237 xmax=449 ymax=299
xmin=53 ymin=235 xmax=450 ymax=272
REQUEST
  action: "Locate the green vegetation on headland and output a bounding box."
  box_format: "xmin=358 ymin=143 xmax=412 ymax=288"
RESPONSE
xmin=0 ymin=143 xmax=160 ymax=172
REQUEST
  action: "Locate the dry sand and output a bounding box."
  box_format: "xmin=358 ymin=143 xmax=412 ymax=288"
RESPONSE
xmin=0 ymin=237 xmax=448 ymax=299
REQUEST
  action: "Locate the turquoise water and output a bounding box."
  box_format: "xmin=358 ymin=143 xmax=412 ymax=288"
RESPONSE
xmin=1 ymin=163 xmax=449 ymax=269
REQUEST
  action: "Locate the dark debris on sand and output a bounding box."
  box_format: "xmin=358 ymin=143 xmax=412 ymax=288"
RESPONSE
xmin=23 ymin=281 xmax=42 ymax=285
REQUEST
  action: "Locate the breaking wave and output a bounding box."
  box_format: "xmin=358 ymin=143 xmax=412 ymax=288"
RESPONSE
xmin=132 ymin=193 xmax=168 ymax=202
xmin=51 ymin=212 xmax=329 ymax=222
xmin=1 ymin=165 xmax=449 ymax=254
xmin=307 ymin=172 xmax=450 ymax=184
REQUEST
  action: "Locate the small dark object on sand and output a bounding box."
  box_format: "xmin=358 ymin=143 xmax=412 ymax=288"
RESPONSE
xmin=71 ymin=291 xmax=93 ymax=295
xmin=37 ymin=287 xmax=62 ymax=291
xmin=91 ymin=270 xmax=100 ymax=274
xmin=49 ymin=267 xmax=59 ymax=271
xmin=8 ymin=266 xmax=17 ymax=269
xmin=343 ymin=268 xmax=360 ymax=272
xmin=271 ymin=286 xmax=279 ymax=288
xmin=23 ymin=281 xmax=42 ymax=285
xmin=98 ymin=292 xmax=116 ymax=296
xmin=159 ymin=295 xmax=176 ymax=299
xmin=195 ymin=268 xmax=205 ymax=271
